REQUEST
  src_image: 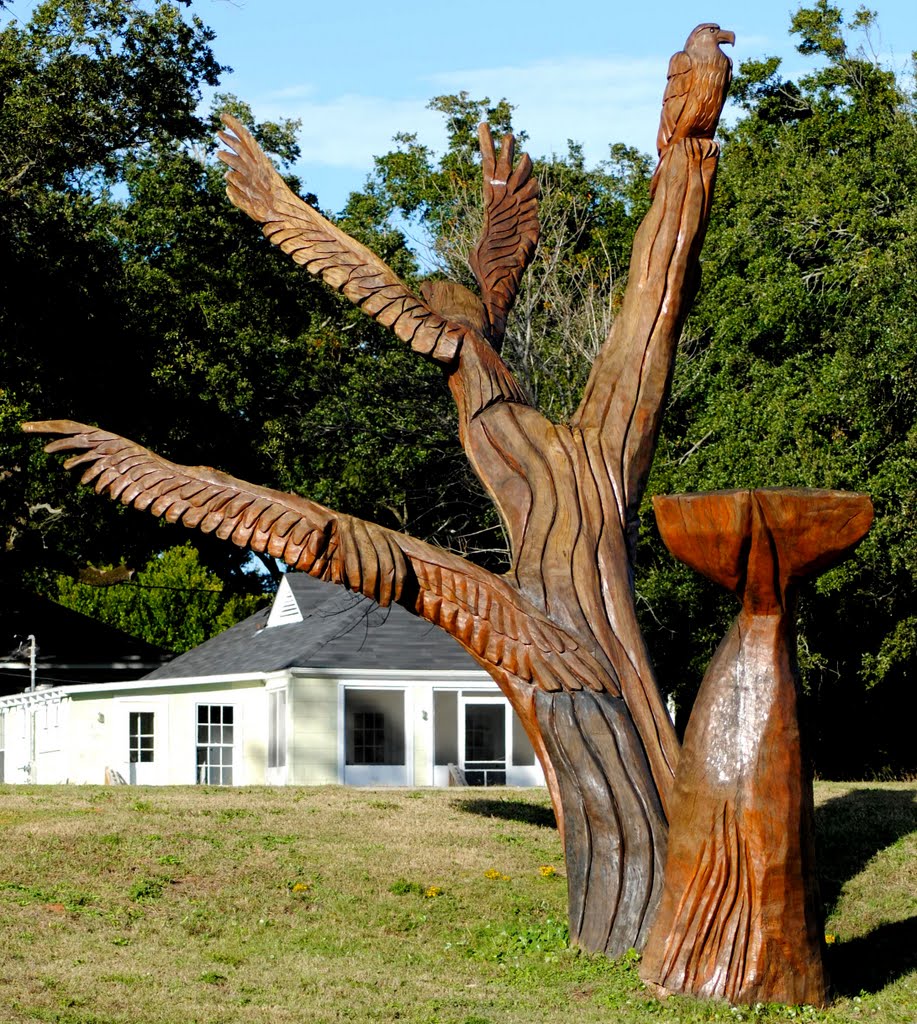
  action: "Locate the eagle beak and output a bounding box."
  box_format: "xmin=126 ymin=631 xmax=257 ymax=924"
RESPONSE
xmin=718 ymin=29 xmax=736 ymax=46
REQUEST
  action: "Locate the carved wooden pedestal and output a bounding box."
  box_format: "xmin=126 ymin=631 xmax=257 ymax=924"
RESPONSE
xmin=640 ymin=489 xmax=873 ymax=1006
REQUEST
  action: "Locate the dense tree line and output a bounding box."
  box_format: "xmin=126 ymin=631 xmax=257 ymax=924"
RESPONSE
xmin=643 ymin=4 xmax=917 ymax=777
xmin=2 ymin=1 xmax=913 ymax=772
xmin=346 ymin=5 xmax=916 ymax=777
xmin=0 ymin=0 xmax=473 ymax=651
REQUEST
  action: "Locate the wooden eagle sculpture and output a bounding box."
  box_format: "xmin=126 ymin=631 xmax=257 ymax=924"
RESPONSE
xmin=25 ymin=43 xmax=733 ymax=967
xmin=650 ymin=22 xmax=735 ymax=197
xmin=214 ymin=115 xmax=537 ymax=415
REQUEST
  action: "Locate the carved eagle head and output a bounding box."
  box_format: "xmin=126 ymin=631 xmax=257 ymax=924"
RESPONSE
xmin=684 ymin=23 xmax=735 ymax=59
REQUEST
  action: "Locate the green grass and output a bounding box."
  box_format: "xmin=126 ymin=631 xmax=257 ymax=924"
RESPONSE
xmin=0 ymin=782 xmax=913 ymax=1023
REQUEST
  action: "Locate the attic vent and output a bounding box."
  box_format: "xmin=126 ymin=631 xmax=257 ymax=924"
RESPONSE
xmin=266 ymin=578 xmax=303 ymax=628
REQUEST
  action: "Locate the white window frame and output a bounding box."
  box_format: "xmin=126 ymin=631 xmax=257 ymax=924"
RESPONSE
xmin=128 ymin=710 xmax=155 ymax=765
xmin=459 ymin=694 xmax=509 ymax=787
xmin=267 ymin=689 xmax=286 ymax=769
xmin=339 ymin=684 xmax=412 ymax=787
xmin=196 ymin=704 xmax=236 ymax=786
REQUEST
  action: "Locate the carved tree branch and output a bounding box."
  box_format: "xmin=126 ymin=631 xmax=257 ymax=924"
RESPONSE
xmin=423 ymin=141 xmax=723 ymax=955
xmin=446 ymin=140 xmax=719 ymax=815
xmin=572 ymin=138 xmax=718 ymax=544
xmin=26 ymin=94 xmax=724 ymax=963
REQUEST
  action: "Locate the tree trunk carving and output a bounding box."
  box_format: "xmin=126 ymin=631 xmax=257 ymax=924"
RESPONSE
xmin=25 ymin=48 xmax=728 ymax=961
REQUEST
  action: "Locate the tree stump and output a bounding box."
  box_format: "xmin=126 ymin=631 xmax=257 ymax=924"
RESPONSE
xmin=639 ymin=489 xmax=873 ymax=1006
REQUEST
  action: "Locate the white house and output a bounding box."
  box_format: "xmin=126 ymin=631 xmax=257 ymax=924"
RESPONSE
xmin=0 ymin=575 xmax=544 ymax=789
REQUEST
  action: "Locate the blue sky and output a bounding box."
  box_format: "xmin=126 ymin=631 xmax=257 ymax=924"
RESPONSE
xmin=7 ymin=1 xmax=916 ymax=211
xmin=185 ymin=0 xmax=915 ymax=211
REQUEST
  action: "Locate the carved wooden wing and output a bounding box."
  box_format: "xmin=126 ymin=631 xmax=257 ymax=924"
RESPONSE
xmin=469 ymin=123 xmax=540 ymax=348
xmin=656 ymin=50 xmax=694 ymax=154
xmin=24 ymin=420 xmax=617 ymax=697
xmin=217 ymin=114 xmax=464 ymax=364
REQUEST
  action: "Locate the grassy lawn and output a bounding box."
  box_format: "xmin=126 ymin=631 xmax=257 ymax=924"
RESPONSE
xmin=0 ymin=781 xmax=913 ymax=1024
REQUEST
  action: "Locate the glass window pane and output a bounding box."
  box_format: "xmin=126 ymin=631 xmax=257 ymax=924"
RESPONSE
xmin=465 ymin=705 xmax=505 ymax=762
xmin=196 ymin=706 xmax=234 ymax=787
xmin=130 ymin=712 xmax=154 ymax=764
xmin=345 ymin=691 xmax=404 ymax=765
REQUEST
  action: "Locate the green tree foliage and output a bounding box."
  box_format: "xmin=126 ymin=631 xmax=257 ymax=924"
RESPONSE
xmin=5 ymin=2 xmax=913 ymax=775
xmin=1 ymin=0 xmax=227 ymax=590
xmin=640 ymin=2 xmax=917 ymax=776
xmin=351 ymin=11 xmax=916 ymax=776
xmin=1 ymin=1 xmax=475 ymax=632
xmin=55 ymin=543 xmax=265 ymax=652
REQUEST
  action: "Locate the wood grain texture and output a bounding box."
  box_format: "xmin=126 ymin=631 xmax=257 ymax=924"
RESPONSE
xmin=640 ymin=489 xmax=873 ymax=1005
xmin=428 ymin=133 xmax=724 ymax=954
xmin=564 ymin=138 xmax=722 ymax=807
xmin=469 ymin=123 xmax=540 ymax=348
xmin=26 ymin=65 xmax=728 ymax=965
xmin=536 ymin=689 xmax=667 ymax=955
xmin=650 ymin=23 xmax=734 ymax=197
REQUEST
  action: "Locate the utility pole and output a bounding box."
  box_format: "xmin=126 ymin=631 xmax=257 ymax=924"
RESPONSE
xmin=27 ymin=634 xmax=36 ymax=693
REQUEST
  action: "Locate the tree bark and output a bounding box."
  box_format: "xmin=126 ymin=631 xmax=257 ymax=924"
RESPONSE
xmin=440 ymin=138 xmax=721 ymax=954
xmin=26 ymin=133 xmax=723 ymax=962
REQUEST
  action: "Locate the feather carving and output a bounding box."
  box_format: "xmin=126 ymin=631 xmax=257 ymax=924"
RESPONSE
xmin=650 ymin=23 xmax=734 ymax=197
xmin=23 ymin=420 xmax=619 ymax=697
xmin=469 ymin=123 xmax=540 ymax=348
xmin=217 ymin=114 xmax=465 ymax=364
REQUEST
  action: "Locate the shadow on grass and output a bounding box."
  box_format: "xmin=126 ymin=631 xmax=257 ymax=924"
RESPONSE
xmin=452 ymin=796 xmax=557 ymax=829
xmin=815 ymin=786 xmax=916 ymax=912
xmin=828 ymin=916 xmax=917 ymax=997
xmin=816 ymin=786 xmax=916 ymax=995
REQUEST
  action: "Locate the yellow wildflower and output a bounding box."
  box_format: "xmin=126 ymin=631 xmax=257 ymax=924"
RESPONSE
xmin=484 ymin=869 xmax=510 ymax=881
xmin=424 ymin=886 xmax=442 ymax=898
xmin=539 ymin=865 xmax=557 ymax=878
xmin=291 ymin=881 xmax=311 ymax=893
xmin=825 ymin=933 xmax=836 ymax=945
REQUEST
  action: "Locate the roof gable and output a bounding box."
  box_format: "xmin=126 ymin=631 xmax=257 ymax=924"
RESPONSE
xmin=266 ymin=577 xmax=303 ymax=627
xmin=143 ymin=573 xmax=478 ymax=680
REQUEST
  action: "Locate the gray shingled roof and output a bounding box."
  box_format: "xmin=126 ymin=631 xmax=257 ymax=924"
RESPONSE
xmin=143 ymin=573 xmax=480 ymax=680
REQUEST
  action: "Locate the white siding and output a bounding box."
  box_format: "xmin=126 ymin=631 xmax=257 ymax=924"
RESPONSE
xmin=67 ymin=680 xmax=267 ymax=785
xmin=412 ymin=683 xmax=434 ymax=787
xmin=287 ymin=675 xmax=338 ymax=784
